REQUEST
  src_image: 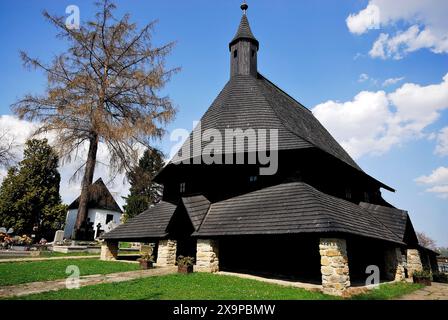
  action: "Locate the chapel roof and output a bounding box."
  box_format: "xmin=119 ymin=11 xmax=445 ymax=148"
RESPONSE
xmin=68 ymin=178 xmax=122 ymax=213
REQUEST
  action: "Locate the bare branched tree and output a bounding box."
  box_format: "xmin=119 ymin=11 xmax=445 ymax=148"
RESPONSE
xmin=12 ymin=0 xmax=178 ymax=239
xmin=417 ymin=231 xmax=437 ymax=250
xmin=0 ymin=129 xmax=16 ymax=168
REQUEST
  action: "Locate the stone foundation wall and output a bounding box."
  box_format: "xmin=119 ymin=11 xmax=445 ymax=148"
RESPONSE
xmin=407 ymin=249 xmax=423 ymax=277
xmin=319 ymin=238 xmax=350 ymax=296
xmin=384 ymin=247 xmax=405 ymax=281
xmin=100 ymin=241 xmax=118 ymax=261
xmin=157 ymin=239 xmax=177 ymax=266
xmin=196 ymin=239 xmax=219 ymax=273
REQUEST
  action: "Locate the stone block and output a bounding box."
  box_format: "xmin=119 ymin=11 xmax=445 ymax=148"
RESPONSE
xmin=157 ymin=239 xmax=177 ymax=266
xmin=196 ymin=239 xmax=219 ymax=273
xmin=100 ymin=241 xmax=118 ymax=261
xmin=319 ymin=238 xmax=350 ymax=296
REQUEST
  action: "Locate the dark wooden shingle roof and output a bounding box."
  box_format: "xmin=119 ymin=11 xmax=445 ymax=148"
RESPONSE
xmin=171 ymin=73 xmax=362 ymax=174
xmin=195 ymin=182 xmax=403 ymax=244
xmin=229 ymin=14 xmax=259 ymax=49
xmin=102 ymin=183 xmax=405 ymax=244
xmin=68 ymin=178 xmax=122 ymax=213
xmin=182 ymin=195 xmax=211 ymax=231
xmin=359 ymin=202 xmax=409 ymax=241
xmin=102 ymin=201 xmax=176 ymax=240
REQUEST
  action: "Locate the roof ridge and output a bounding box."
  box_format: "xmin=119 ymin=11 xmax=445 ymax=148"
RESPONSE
xmin=254 ymin=74 xmax=321 ymax=153
xmin=297 ymin=182 xmax=340 ymax=231
xmin=307 ymin=184 xmax=402 ymax=242
xmin=255 ymin=74 xmax=371 ymax=174
xmin=68 ymin=177 xmax=122 ymax=213
xmin=357 ymin=204 xmax=404 ymax=243
xmin=359 ymin=202 xmax=409 ymax=242
xmin=196 ymin=181 xmax=403 ymax=243
xmin=181 ymin=196 xmax=211 ymax=231
xmin=195 ymin=198 xmax=214 ymax=234
xmin=257 ymin=73 xmax=311 ymax=113
xmin=292 ymin=182 xmax=402 ymax=243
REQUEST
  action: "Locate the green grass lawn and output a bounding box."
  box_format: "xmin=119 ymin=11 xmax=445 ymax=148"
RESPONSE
xmin=39 ymin=251 xmax=99 ymax=258
xmin=13 ymin=273 xmax=334 ymax=300
xmin=0 ymin=259 xmax=139 ymax=286
xmin=0 ymin=251 xmax=98 ymax=260
xmin=350 ymin=282 xmax=423 ymax=300
xmin=0 ymin=250 xmax=140 ymax=260
xmin=41 ymin=251 xmax=138 ymax=257
xmin=9 ymin=273 xmax=422 ymax=300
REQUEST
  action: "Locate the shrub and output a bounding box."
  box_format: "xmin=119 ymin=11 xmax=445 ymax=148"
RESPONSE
xmin=413 ymin=270 xmax=432 ymax=278
xmin=137 ymin=253 xmax=155 ymax=263
xmin=177 ymin=256 xmax=195 ymax=267
xmin=432 ymin=272 xmax=448 ymax=283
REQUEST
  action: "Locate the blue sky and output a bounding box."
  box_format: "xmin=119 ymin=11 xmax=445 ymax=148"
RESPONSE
xmin=0 ymin=1 xmax=447 ymax=246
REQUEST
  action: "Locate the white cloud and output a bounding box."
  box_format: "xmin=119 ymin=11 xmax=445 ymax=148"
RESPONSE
xmin=0 ymin=116 xmax=131 ymax=207
xmin=0 ymin=115 xmax=38 ymax=159
xmin=382 ymin=77 xmax=405 ymax=87
xmin=347 ymin=0 xmax=448 ymax=58
xmin=435 ymin=127 xmax=448 ymax=156
xmin=358 ymin=73 xmax=369 ymax=83
xmin=346 ymin=3 xmax=381 ymax=35
xmin=416 ymin=167 xmax=448 ymax=185
xmin=312 ymin=72 xmax=448 ymax=159
xmin=415 ymin=166 xmax=448 ymax=199
xmin=357 ymin=73 xmax=381 ymax=87
xmin=353 ymin=52 xmax=364 ymax=60
xmin=426 ymin=185 xmax=448 ymax=198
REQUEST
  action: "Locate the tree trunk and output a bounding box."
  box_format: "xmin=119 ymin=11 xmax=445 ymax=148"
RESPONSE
xmin=74 ymin=134 xmax=99 ymax=239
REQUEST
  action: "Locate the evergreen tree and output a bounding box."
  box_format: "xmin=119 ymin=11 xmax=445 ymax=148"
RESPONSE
xmin=0 ymin=139 xmax=67 ymax=239
xmin=123 ymin=148 xmax=164 ymax=221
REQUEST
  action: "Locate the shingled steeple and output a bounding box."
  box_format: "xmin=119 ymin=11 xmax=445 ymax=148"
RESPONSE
xmin=229 ymin=2 xmax=259 ymax=78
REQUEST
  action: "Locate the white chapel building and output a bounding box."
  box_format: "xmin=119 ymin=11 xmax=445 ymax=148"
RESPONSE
xmin=64 ymin=178 xmax=123 ymax=240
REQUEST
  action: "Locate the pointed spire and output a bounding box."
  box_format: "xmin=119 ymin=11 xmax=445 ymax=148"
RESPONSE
xmin=229 ymin=2 xmax=259 ymax=51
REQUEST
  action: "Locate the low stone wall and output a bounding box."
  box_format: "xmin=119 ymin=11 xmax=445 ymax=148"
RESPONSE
xmin=407 ymin=249 xmax=423 ymax=277
xmin=319 ymin=238 xmax=350 ymax=296
xmin=157 ymin=239 xmax=177 ymax=266
xmin=196 ymin=239 xmax=219 ymax=273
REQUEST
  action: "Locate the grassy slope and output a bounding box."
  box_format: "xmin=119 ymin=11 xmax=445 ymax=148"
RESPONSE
xmin=12 ymin=273 xmax=422 ymax=300
xmin=0 ymin=259 xmax=139 ymax=286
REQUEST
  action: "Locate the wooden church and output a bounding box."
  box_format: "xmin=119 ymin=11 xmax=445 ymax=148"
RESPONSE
xmin=102 ymin=3 xmax=437 ymax=295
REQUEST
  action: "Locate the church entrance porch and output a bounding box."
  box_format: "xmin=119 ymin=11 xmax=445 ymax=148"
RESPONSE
xmin=345 ymin=235 xmax=405 ymax=285
xmin=218 ymin=234 xmax=322 ymax=284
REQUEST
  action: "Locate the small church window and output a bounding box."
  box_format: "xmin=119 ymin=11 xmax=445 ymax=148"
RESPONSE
xmin=364 ymin=191 xmax=370 ymax=202
xmin=180 ymin=182 xmax=186 ymax=193
xmin=251 ymin=49 xmax=255 ymax=57
xmin=234 ymin=50 xmax=238 ymax=58
xmin=345 ymin=187 xmax=352 ymax=199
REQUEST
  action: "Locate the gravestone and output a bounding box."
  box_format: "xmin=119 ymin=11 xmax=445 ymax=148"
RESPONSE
xmin=53 ymin=230 xmax=64 ymax=244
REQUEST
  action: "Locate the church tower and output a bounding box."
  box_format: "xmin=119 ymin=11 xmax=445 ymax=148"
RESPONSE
xmin=229 ymin=2 xmax=259 ymax=78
